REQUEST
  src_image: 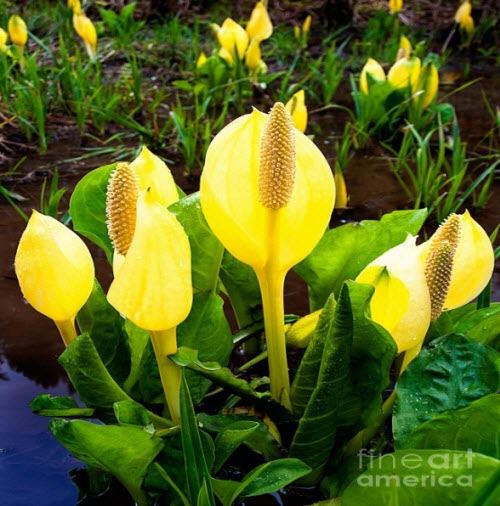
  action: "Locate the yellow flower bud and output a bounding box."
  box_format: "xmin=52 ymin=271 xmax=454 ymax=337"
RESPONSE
xmin=246 ymin=1 xmax=273 ymax=42
xmin=416 ymin=61 xmax=439 ymax=110
xmin=0 ymin=28 xmax=8 ymax=49
xmin=285 ymin=309 xmax=322 ymax=348
xmin=245 ymin=38 xmax=262 ymax=71
xmin=8 ymin=15 xmax=28 ymax=48
xmin=389 ymin=0 xmax=403 ymax=14
xmin=73 ymin=12 xmax=97 ymax=59
xmin=197 ymin=51 xmax=207 ymax=68
xmin=334 ymin=165 xmax=348 ymax=209
xmin=396 ymin=35 xmax=412 ymax=60
xmin=217 ymin=18 xmax=249 ymax=61
xmin=356 ymin=235 xmax=431 ymax=352
xmin=302 ymin=15 xmax=312 ymax=36
xmin=460 ymin=14 xmax=475 ymax=34
xmin=107 ymin=191 xmax=192 ymax=332
xmin=455 ymin=0 xmax=471 ymax=23
xmin=129 ymin=146 xmax=179 ymax=207
xmin=285 ymin=90 xmax=308 ymax=133
xmin=15 ymin=211 xmax=95 ymax=337
xmin=294 ymin=25 xmax=301 ymax=40
xmin=68 ymin=0 xmax=82 ymax=14
xmin=360 ymin=58 xmax=386 ymax=94
xmin=387 ymin=56 xmax=421 ymax=90
xmin=418 ymin=211 xmax=494 ymax=311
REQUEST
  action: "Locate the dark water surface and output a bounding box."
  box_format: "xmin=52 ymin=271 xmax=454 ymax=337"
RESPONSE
xmin=1 ymin=73 xmax=499 ymax=505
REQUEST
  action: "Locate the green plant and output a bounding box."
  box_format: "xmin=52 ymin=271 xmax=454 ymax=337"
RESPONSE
xmin=99 ymin=3 xmax=145 ymax=49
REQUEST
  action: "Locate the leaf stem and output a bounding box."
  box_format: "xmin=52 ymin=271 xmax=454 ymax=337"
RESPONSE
xmin=150 ymin=327 xmax=182 ymax=425
xmin=54 ymin=319 xmax=78 ymax=347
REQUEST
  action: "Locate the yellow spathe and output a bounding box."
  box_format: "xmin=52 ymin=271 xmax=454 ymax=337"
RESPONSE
xmin=245 ymin=38 xmax=262 ymax=71
xmin=8 ymin=15 xmax=28 ymax=47
xmin=389 ymin=0 xmax=403 ymax=13
xmin=285 ymin=90 xmax=308 ymax=134
xmin=419 ymin=211 xmax=494 ymax=311
xmin=360 ymin=58 xmax=386 ymax=94
xmin=200 ymin=107 xmax=335 ymax=274
xmin=417 ymin=61 xmax=439 ymax=109
xmin=129 ymin=146 xmax=179 ymax=207
xmin=246 ymin=1 xmax=273 ymax=42
xmin=455 ymin=0 xmax=471 ymax=23
xmin=73 ymin=12 xmax=97 ymax=58
xmin=15 ymin=211 xmax=94 ymax=322
xmin=107 ymin=192 xmax=192 ymax=331
xmin=387 ymin=56 xmax=421 ymax=90
xmin=356 ymin=235 xmax=431 ymax=352
xmin=217 ymin=18 xmax=249 ymax=61
xmin=0 ymin=28 xmax=8 ymax=48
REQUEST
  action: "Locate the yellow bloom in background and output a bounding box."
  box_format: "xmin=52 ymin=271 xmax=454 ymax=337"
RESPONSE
xmin=416 ymin=61 xmax=439 ymax=110
xmin=129 ymin=146 xmax=179 ymax=207
xmin=246 ymin=1 xmax=273 ymax=42
xmin=396 ymin=35 xmax=412 ymax=60
xmin=461 ymin=14 xmax=475 ymax=34
xmin=68 ymin=0 xmax=82 ymax=14
xmin=360 ymin=58 xmax=386 ymax=94
xmin=334 ymin=165 xmax=348 ymax=209
xmin=302 ymin=15 xmax=312 ymax=37
xmin=73 ymin=12 xmax=97 ymax=59
xmin=15 ymin=211 xmax=95 ymax=346
xmin=356 ymin=235 xmax=431 ymax=353
xmin=418 ymin=211 xmax=494 ymax=312
xmin=455 ymin=0 xmax=471 ymax=23
xmin=387 ymin=56 xmax=421 ymax=90
xmin=8 ymin=14 xmax=28 ymax=48
xmin=0 ymin=27 xmax=8 ymax=49
xmin=196 ymin=51 xmax=207 ymax=68
xmin=245 ymin=38 xmax=262 ymax=72
xmin=201 ymin=104 xmax=335 ymax=408
xmin=217 ymin=18 xmax=249 ymax=61
xmin=389 ymin=0 xmax=403 ymax=14
xmin=285 ymin=90 xmax=308 ymax=133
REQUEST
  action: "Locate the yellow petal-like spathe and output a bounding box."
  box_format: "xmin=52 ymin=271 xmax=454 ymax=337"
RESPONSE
xmin=285 ymin=90 xmax=308 ymax=133
xmin=15 ymin=211 xmax=95 ymax=322
xmin=246 ymin=2 xmax=273 ymax=42
xmin=217 ymin=18 xmax=249 ymax=61
xmin=302 ymin=15 xmax=312 ymax=35
xmin=419 ymin=211 xmax=494 ymax=311
xmin=455 ymin=0 xmax=471 ymax=23
xmin=245 ymin=38 xmax=262 ymax=71
xmin=387 ymin=56 xmax=421 ymax=90
xmin=389 ymin=0 xmax=403 ymax=14
xmin=360 ymin=58 xmax=386 ymax=94
xmin=129 ymin=146 xmax=179 ymax=207
xmin=417 ymin=61 xmax=439 ymax=109
xmin=197 ymin=52 xmax=207 ymax=68
xmin=8 ymin=15 xmax=28 ymax=47
xmin=73 ymin=12 xmax=97 ymax=58
xmin=356 ymin=235 xmax=431 ymax=352
xmin=0 ymin=28 xmax=8 ymax=48
xmin=461 ymin=14 xmax=474 ymax=34
xmin=396 ymin=35 xmax=412 ymax=60
xmin=200 ymin=108 xmax=335 ymax=274
xmin=68 ymin=0 xmax=82 ymax=14
xmin=334 ymin=165 xmax=348 ymax=209
xmin=107 ymin=192 xmax=192 ymax=331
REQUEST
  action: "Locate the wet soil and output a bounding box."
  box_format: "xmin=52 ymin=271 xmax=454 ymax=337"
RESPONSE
xmin=0 ymin=70 xmax=499 ymax=505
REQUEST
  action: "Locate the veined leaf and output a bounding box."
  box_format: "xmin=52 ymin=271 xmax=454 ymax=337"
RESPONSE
xmin=29 ymin=394 xmax=95 ymax=417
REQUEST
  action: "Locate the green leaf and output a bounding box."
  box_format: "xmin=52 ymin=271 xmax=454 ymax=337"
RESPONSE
xmin=29 ymin=394 xmax=95 ymax=417
xmin=77 ymin=279 xmax=131 ymax=386
xmin=294 ymin=209 xmax=427 ymax=310
xmin=341 ymin=450 xmax=500 ymax=505
xmin=180 ymin=373 xmax=215 ymax=506
xmin=122 ymin=320 xmax=150 ymax=394
xmin=212 ymin=459 xmax=311 ymax=506
xmin=454 ymin=304 xmax=500 ymax=351
xmin=50 ymin=418 xmax=163 ymax=506
xmin=402 ymin=394 xmax=500 ymax=459
xmin=152 ymin=463 xmax=191 ymax=506
xmin=289 ymin=289 xmax=352 ymax=484
xmin=69 ymin=163 xmax=116 ymax=262
xmin=219 ymin=249 xmax=262 ymax=327
xmin=212 ymin=421 xmax=260 ymax=474
xmin=198 ymin=413 xmax=285 ymax=461
xmin=393 ymin=334 xmax=500 ymax=448
xmin=169 ymin=192 xmax=224 ymax=293
xmin=113 ymin=400 xmax=150 ymax=427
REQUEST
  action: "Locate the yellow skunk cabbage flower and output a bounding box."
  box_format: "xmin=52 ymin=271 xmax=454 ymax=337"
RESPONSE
xmin=15 ymin=211 xmax=95 ymax=346
xmin=360 ymin=58 xmax=386 ymax=94
xmin=389 ymin=0 xmax=403 ymax=14
xmin=416 ymin=61 xmax=439 ymax=110
xmin=356 ymin=235 xmax=431 ymax=353
xmin=388 ymin=56 xmax=421 ymax=90
xmin=285 ymin=90 xmax=307 ymax=133
xmin=397 ymin=36 xmax=412 ymax=60
xmin=197 ymin=52 xmax=207 ymax=68
xmin=419 ymin=211 xmax=494 ymax=314
xmin=0 ymin=28 xmax=8 ymax=48
xmin=455 ymin=0 xmax=471 ymax=23
xmin=73 ymin=12 xmax=97 ymax=59
xmin=8 ymin=15 xmax=28 ymax=48
xmin=302 ymin=15 xmax=312 ymax=37
xmin=107 ymin=191 xmax=192 ymax=424
xmin=245 ymin=38 xmax=262 ymax=71
xmin=334 ymin=165 xmax=348 ymax=209
xmin=246 ymin=1 xmax=273 ymax=42
xmin=68 ymin=0 xmax=82 ymax=14
xmin=130 ymin=146 xmax=179 ymax=207
xmin=201 ymin=104 xmax=335 ymax=408
xmin=217 ymin=18 xmax=249 ymax=61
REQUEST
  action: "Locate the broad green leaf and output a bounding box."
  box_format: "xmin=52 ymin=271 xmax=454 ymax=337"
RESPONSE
xmin=180 ymin=373 xmax=215 ymax=506
xmin=455 ymin=304 xmax=500 ymax=351
xmin=289 ymin=288 xmax=352 ymax=484
xmin=219 ymin=249 xmax=262 ymax=327
xmin=152 ymin=463 xmax=191 ymax=506
xmin=50 ymin=418 xmax=163 ymax=506
xmin=169 ymin=192 xmax=224 ymax=293
xmin=402 ymin=394 xmax=500 ymax=459
xmin=294 ymin=209 xmax=427 ymax=310
xmin=341 ymin=450 xmax=500 ymax=505
xmin=212 ymin=459 xmax=311 ymax=506
xmin=69 ymin=163 xmax=116 ymax=262
xmin=198 ymin=413 xmax=285 ymax=461
xmin=77 ymin=279 xmax=131 ymax=386
xmin=113 ymin=400 xmax=149 ymax=427
xmin=393 ymin=334 xmax=500 ymax=448
xmin=122 ymin=320 xmax=150 ymax=394
xmin=212 ymin=421 xmax=260 ymax=474
xmin=29 ymin=394 xmax=94 ymax=417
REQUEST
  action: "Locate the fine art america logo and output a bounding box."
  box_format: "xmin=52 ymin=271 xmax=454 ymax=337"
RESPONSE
xmin=357 ymin=449 xmax=474 ymax=488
